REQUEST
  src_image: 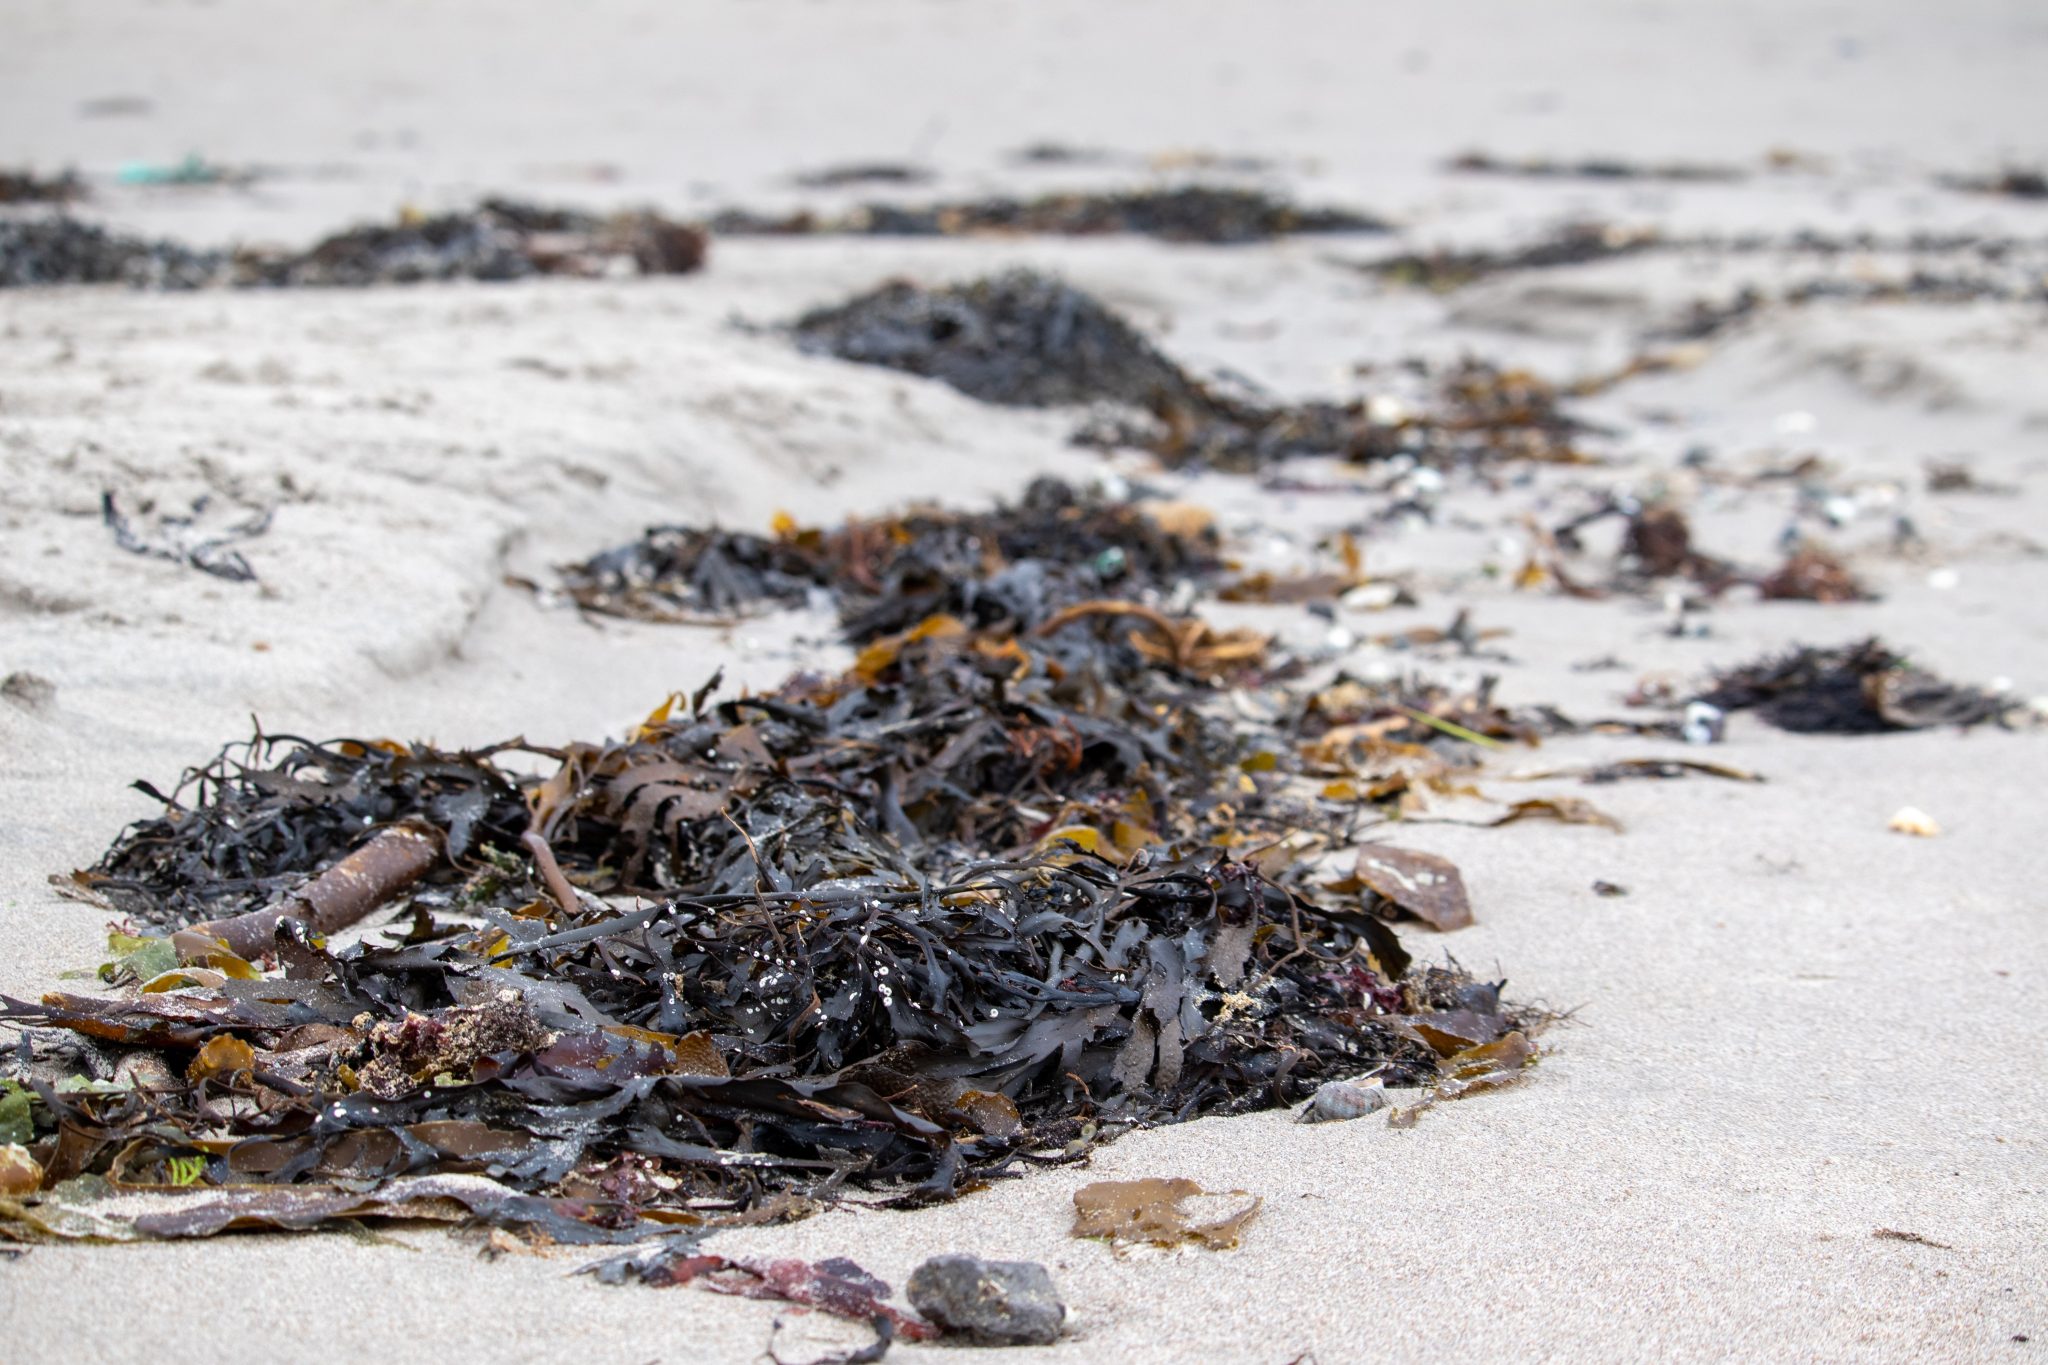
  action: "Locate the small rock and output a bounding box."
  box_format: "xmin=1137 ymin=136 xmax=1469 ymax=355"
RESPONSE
xmin=907 ymin=1253 xmax=1065 ymax=1346
xmin=1299 ymin=1077 xmax=1391 ymax=1123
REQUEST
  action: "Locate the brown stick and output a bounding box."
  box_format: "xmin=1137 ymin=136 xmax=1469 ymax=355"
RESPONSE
xmin=521 ymin=830 xmax=582 ymax=918
xmin=173 ymin=824 xmax=440 ymax=962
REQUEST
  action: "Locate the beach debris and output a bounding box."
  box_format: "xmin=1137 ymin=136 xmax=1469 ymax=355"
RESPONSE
xmin=101 ymin=491 xmax=273 ymax=583
xmin=0 ymin=217 xmax=224 ymax=289
xmin=1342 ymin=846 xmax=1473 ymax=932
xmin=1694 ymin=639 xmax=2023 ymax=734
xmin=1071 ymin=1177 xmax=1261 ymax=1250
xmin=793 ymin=271 xmax=1204 ymax=410
xmin=1548 ymin=500 xmax=1876 ymax=604
xmin=715 ymin=185 xmax=1387 ymax=245
xmin=171 ymin=822 xmax=442 ymax=961
xmin=1887 ymin=807 xmax=1941 ymax=838
xmin=116 ymin=154 xmax=256 ymax=189
xmin=1923 ymin=460 xmax=2016 ymax=497
xmin=0 ymin=168 xmax=86 ymax=204
xmin=1446 ymin=151 xmax=1745 ymax=183
xmin=1681 ymin=701 xmax=1726 ymax=745
xmin=1938 ymin=168 xmax=2046 ymax=201
xmin=1757 ymin=545 xmax=1872 ymax=604
xmin=555 ymin=477 xmax=1219 ymax=628
xmin=588 ymin=1243 xmax=934 ymax=1352
xmin=794 ymin=272 xmax=1589 ymax=470
xmin=1872 ymin=1227 xmax=1953 ymax=1249
xmin=1508 ymin=758 xmax=1763 ymax=784
xmin=12 ymin=480 xmax=1554 ymax=1245
xmin=792 ymin=162 xmax=933 ymax=189
xmin=1299 ymin=1076 xmax=1390 ymax=1123
xmin=1591 ymin=880 xmax=1628 ymax=897
xmin=2 ymin=200 xmax=705 ymax=291
xmin=237 ymin=199 xmax=706 ymax=286
xmin=907 ymin=1254 xmax=1066 ymax=1345
xmin=1360 ymin=222 xmax=1663 ymax=291
xmin=1386 ymin=1028 xmax=1539 ymax=1128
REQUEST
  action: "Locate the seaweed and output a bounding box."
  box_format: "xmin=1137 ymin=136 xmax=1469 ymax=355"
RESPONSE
xmin=9 ymin=486 xmax=1553 ymax=1242
xmin=714 ymin=185 xmax=1388 ymax=245
xmin=794 ymin=272 xmax=1588 ymax=470
xmin=0 ymin=200 xmax=705 ymax=291
xmin=1446 ymin=152 xmax=1745 ymax=183
xmin=0 ymin=168 xmax=86 ymax=204
xmin=1070 ymin=1177 xmax=1260 ymax=1250
xmin=1694 ymin=638 xmax=2023 ymax=734
xmin=0 ymin=217 xmax=225 ymax=289
xmin=793 ymin=272 xmax=1204 ymax=412
xmin=234 ymin=199 xmax=706 ymax=287
xmin=553 ymin=477 xmax=1221 ymax=630
xmin=1360 ymin=222 xmax=1663 ymax=291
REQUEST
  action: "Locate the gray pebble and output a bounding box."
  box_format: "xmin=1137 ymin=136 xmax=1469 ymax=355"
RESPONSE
xmin=907 ymin=1253 xmax=1065 ymax=1346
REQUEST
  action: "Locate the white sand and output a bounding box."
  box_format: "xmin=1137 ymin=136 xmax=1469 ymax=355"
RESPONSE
xmin=3 ymin=3 xmax=2045 ymax=1359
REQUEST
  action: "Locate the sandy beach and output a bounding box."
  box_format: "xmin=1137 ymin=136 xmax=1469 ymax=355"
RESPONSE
xmin=3 ymin=3 xmax=2046 ymax=1360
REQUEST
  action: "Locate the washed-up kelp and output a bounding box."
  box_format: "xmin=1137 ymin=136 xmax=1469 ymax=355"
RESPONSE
xmin=793 ymin=273 xmax=1206 ymax=412
xmin=0 ymin=200 xmax=706 ymax=291
xmin=1445 ymin=152 xmax=1745 ymax=183
xmin=554 ymin=477 xmax=1220 ymax=630
xmin=1693 ymin=638 xmax=2025 ymax=734
xmin=713 ymin=186 xmax=1388 ymax=245
xmin=234 ymin=199 xmax=707 ymax=287
xmin=102 ymin=491 xmax=273 ymax=584
xmin=1361 ymin=222 xmax=1663 ymax=291
xmin=10 ymin=527 xmax=1543 ymax=1241
xmin=0 ymin=168 xmax=86 ymax=204
xmin=1543 ymin=500 xmax=1871 ymax=603
xmin=1938 ymin=168 xmax=2047 ymax=201
xmin=0 ymin=217 xmax=224 ymax=289
xmin=795 ymin=272 xmax=1589 ymax=470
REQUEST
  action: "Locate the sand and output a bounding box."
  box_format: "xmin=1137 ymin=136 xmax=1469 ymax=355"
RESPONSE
xmin=3 ymin=2 xmax=2045 ymax=1359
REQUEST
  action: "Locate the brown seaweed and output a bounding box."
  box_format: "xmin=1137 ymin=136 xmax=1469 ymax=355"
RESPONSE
xmin=1070 ymin=1177 xmax=1261 ymax=1250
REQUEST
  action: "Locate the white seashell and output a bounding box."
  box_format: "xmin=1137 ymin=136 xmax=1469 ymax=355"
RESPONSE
xmin=1888 ymin=806 xmax=1940 ymax=838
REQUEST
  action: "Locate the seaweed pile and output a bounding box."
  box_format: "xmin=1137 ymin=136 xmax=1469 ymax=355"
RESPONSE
xmin=795 ymin=271 xmax=1589 ymax=470
xmin=0 ymin=168 xmax=85 ymax=204
xmin=713 ymin=185 xmax=1388 ymax=245
xmin=554 ymin=476 xmax=1221 ymax=628
xmin=793 ymin=272 xmax=1205 ymax=411
xmin=0 ymin=217 xmax=223 ymax=289
xmin=234 ymin=199 xmax=706 ymax=287
xmin=3 ymin=487 xmax=1545 ymax=1245
xmin=1694 ymin=638 xmax=2025 ymax=734
xmin=0 ymin=200 xmax=706 ymax=291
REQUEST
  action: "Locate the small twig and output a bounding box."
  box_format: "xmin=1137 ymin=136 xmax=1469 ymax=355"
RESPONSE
xmin=521 ymin=831 xmax=583 ymax=918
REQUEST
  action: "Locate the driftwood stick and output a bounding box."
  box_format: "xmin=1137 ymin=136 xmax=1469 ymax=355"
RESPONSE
xmin=173 ymin=823 xmax=441 ymax=961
